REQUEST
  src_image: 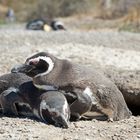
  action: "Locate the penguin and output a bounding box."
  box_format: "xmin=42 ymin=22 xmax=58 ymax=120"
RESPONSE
xmin=26 ymin=19 xmax=66 ymax=31
xmin=11 ymin=52 xmax=132 ymax=121
xmin=0 ymin=73 xmax=70 ymax=128
xmin=50 ymin=20 xmax=66 ymax=31
xmin=26 ymin=19 xmax=51 ymax=32
xmin=11 ymin=54 xmax=92 ymax=120
xmin=0 ymin=73 xmax=32 ymax=115
xmin=0 ymin=87 xmax=33 ymax=116
xmin=19 ymin=81 xmax=70 ymax=128
xmin=0 ymin=73 xmax=31 ymax=95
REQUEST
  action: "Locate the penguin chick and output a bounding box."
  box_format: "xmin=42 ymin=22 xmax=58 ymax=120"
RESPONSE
xmin=0 ymin=73 xmax=31 ymax=94
xmin=11 ymin=52 xmax=131 ymax=121
xmin=0 ymin=87 xmax=22 ymax=116
xmin=0 ymin=80 xmax=70 ymax=128
xmin=0 ymin=73 xmax=32 ymax=115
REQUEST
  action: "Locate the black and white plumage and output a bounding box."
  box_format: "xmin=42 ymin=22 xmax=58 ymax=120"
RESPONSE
xmin=11 ymin=52 xmax=132 ymax=121
xmin=0 ymin=73 xmax=32 ymax=115
xmin=0 ymin=73 xmax=70 ymax=128
xmin=50 ymin=20 xmax=66 ymax=30
xmin=0 ymin=73 xmax=31 ymax=95
xmin=26 ymin=19 xmax=66 ymax=31
xmin=26 ymin=19 xmax=47 ymax=30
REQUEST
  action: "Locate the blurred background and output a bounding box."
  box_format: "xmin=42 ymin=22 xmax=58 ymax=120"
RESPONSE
xmin=0 ymin=0 xmax=140 ymax=32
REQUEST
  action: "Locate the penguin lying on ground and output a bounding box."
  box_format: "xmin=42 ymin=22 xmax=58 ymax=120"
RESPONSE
xmin=26 ymin=19 xmax=66 ymax=31
xmin=11 ymin=52 xmax=132 ymax=121
xmin=0 ymin=73 xmax=70 ymax=128
xmin=50 ymin=20 xmax=66 ymax=31
xmin=0 ymin=73 xmax=31 ymax=96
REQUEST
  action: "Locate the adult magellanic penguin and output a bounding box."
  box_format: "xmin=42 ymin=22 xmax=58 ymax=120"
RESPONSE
xmin=19 ymin=81 xmax=70 ymax=128
xmin=50 ymin=20 xmax=66 ymax=31
xmin=26 ymin=19 xmax=51 ymax=31
xmin=11 ymin=52 xmax=132 ymax=121
xmin=0 ymin=73 xmax=70 ymax=128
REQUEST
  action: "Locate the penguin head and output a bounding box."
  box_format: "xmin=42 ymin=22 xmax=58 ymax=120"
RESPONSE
xmin=51 ymin=20 xmax=66 ymax=31
xmin=39 ymin=92 xmax=70 ymax=128
xmin=11 ymin=52 xmax=56 ymax=78
xmin=40 ymin=99 xmax=70 ymax=128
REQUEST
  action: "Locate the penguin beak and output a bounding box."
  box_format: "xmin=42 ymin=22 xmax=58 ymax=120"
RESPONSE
xmin=11 ymin=64 xmax=35 ymax=73
xmin=54 ymin=115 xmax=69 ymax=129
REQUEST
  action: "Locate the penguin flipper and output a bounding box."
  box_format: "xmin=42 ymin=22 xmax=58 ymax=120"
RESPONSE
xmin=69 ymin=88 xmax=92 ymax=121
xmin=62 ymin=92 xmax=77 ymax=104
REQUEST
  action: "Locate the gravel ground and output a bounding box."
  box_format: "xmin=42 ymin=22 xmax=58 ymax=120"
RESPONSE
xmin=0 ymin=25 xmax=140 ymax=140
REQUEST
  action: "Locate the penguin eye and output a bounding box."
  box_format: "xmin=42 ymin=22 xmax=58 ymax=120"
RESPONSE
xmin=58 ymin=25 xmax=64 ymax=29
xmin=51 ymin=111 xmax=58 ymax=116
xmin=29 ymin=61 xmax=34 ymax=65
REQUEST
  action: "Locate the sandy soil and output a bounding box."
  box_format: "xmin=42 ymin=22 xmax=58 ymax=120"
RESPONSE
xmin=0 ymin=25 xmax=140 ymax=140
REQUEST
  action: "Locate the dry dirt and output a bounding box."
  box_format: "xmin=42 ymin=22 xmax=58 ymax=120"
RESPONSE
xmin=0 ymin=24 xmax=140 ymax=140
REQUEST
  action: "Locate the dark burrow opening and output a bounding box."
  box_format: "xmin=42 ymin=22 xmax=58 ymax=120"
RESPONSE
xmin=127 ymin=104 xmax=140 ymax=116
xmin=122 ymin=91 xmax=140 ymax=116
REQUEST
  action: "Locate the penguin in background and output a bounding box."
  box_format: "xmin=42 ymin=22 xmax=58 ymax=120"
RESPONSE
xmin=5 ymin=8 xmax=16 ymax=23
xmin=50 ymin=20 xmax=66 ymax=30
xmin=26 ymin=19 xmax=50 ymax=31
xmin=26 ymin=19 xmax=66 ymax=31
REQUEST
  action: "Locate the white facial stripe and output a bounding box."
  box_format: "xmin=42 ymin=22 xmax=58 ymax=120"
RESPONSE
xmin=28 ymin=56 xmax=54 ymax=77
xmin=12 ymin=102 xmax=33 ymax=117
xmin=63 ymin=100 xmax=69 ymax=121
xmin=40 ymin=100 xmax=56 ymax=112
xmin=33 ymin=109 xmax=40 ymax=119
xmin=39 ymin=56 xmax=54 ymax=75
xmin=34 ymin=84 xmax=57 ymax=91
xmin=40 ymin=100 xmax=47 ymax=122
xmin=40 ymin=100 xmax=47 ymax=110
xmin=55 ymin=21 xmax=64 ymax=28
xmin=40 ymin=100 xmax=60 ymax=122
xmin=83 ymin=87 xmax=93 ymax=97
xmin=3 ymin=87 xmax=19 ymax=96
xmin=83 ymin=87 xmax=97 ymax=105
xmin=17 ymin=102 xmax=32 ymax=110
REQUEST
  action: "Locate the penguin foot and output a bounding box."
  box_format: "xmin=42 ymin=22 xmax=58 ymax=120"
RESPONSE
xmin=108 ymin=118 xmax=114 ymax=122
xmin=70 ymin=113 xmax=81 ymax=122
